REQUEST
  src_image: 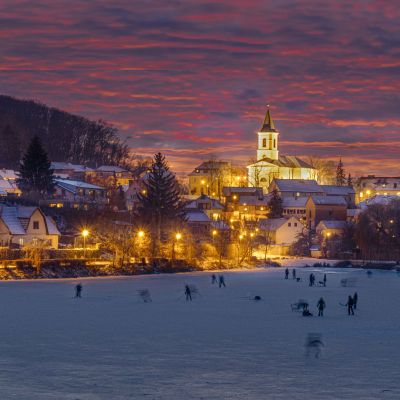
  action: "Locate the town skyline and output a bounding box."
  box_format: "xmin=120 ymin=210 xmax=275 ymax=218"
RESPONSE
xmin=1 ymin=1 xmax=399 ymax=175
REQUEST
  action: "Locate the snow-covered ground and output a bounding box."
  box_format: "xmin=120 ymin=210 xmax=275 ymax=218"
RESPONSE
xmin=1 ymin=267 xmax=399 ymax=399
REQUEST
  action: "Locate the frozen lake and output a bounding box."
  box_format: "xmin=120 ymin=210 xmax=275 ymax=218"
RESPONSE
xmin=0 ymin=267 xmax=399 ymax=399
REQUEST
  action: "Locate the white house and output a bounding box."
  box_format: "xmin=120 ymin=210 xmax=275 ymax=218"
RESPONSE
xmin=258 ymin=216 xmax=303 ymax=255
xmin=0 ymin=206 xmax=60 ymax=248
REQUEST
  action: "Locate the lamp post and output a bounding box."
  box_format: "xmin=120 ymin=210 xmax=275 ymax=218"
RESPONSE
xmin=172 ymin=232 xmax=182 ymax=261
xmin=82 ymin=229 xmax=89 ymax=258
xmin=137 ymin=230 xmax=145 ymax=263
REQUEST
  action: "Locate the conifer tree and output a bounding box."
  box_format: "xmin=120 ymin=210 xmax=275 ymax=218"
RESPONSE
xmin=336 ymin=158 xmax=346 ymax=186
xmin=137 ymin=153 xmax=184 ymax=251
xmin=17 ymin=135 xmax=55 ymax=197
xmin=347 ymin=173 xmax=353 ymax=187
xmin=267 ymin=188 xmax=283 ymax=218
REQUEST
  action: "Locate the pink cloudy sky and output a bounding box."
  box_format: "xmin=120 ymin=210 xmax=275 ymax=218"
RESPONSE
xmin=1 ymin=0 xmax=399 ymax=175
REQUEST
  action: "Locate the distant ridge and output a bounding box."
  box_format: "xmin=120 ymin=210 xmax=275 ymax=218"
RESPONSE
xmin=0 ymin=94 xmax=127 ymax=169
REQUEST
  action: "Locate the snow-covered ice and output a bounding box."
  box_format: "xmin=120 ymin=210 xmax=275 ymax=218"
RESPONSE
xmin=1 ymin=267 xmax=399 ymax=399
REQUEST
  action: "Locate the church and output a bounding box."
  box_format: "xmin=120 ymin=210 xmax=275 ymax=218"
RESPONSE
xmin=247 ymin=108 xmax=316 ymax=192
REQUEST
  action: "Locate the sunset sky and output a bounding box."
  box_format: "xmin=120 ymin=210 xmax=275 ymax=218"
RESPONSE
xmin=1 ymin=0 xmax=399 ymax=175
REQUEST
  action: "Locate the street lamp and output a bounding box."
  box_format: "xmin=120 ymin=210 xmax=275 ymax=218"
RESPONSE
xmin=82 ymin=229 xmax=89 ymax=258
xmin=172 ymin=232 xmax=182 ymax=261
xmin=138 ymin=230 xmax=145 ymax=238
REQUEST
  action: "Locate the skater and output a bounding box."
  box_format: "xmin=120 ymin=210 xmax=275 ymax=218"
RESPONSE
xmin=218 ymin=275 xmax=226 ymax=288
xmin=292 ymin=268 xmax=296 ymax=280
xmin=75 ymin=283 xmax=82 ymax=298
xmin=305 ymin=333 xmax=324 ymax=358
xmin=323 ymin=274 xmax=327 ymax=287
xmin=309 ymin=273 xmax=315 ymax=287
xmin=353 ymin=292 xmax=358 ymax=310
xmin=185 ymin=285 xmax=192 ymax=301
xmin=317 ymin=297 xmax=326 ymax=316
xmin=211 ymin=274 xmax=217 ymax=285
xmin=285 ymin=268 xmax=289 ymax=279
xmin=346 ymin=295 xmax=354 ymax=315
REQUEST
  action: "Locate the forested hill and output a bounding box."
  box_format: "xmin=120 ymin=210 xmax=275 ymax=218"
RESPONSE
xmin=0 ymin=95 xmax=128 ymax=169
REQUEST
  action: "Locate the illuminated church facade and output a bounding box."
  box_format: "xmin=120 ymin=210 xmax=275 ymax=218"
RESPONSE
xmin=247 ymin=109 xmax=316 ymax=192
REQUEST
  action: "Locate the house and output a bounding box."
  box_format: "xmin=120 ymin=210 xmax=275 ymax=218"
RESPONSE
xmin=357 ymin=176 xmax=400 ymax=202
xmin=87 ymin=165 xmax=133 ymax=187
xmin=0 ymin=205 xmax=60 ymax=248
xmin=185 ymin=211 xmax=213 ymax=237
xmin=0 ymin=177 xmax=21 ymax=197
xmin=185 ymin=194 xmax=224 ymax=221
xmin=258 ymin=216 xmax=303 ymax=255
xmin=50 ymin=179 xmax=107 ymax=209
xmin=0 ymin=168 xmax=21 ymax=197
xmin=316 ymin=220 xmax=348 ymax=238
xmin=321 ymin=185 xmax=356 ymax=207
xmin=51 ymin=162 xmax=91 ymax=181
xmin=306 ymin=196 xmax=347 ymax=229
xmin=282 ymin=196 xmax=308 ymax=221
xmin=268 ymin=179 xmax=324 ymax=198
xmin=188 ymin=160 xmax=235 ymax=197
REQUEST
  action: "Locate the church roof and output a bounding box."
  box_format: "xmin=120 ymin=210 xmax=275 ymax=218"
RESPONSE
xmin=248 ymin=155 xmax=314 ymax=169
xmin=260 ymin=108 xmax=277 ymax=132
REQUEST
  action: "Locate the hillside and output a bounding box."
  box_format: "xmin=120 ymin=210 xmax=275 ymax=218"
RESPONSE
xmin=0 ymin=95 xmax=127 ymax=169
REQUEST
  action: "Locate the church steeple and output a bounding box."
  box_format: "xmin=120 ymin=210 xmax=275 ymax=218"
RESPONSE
xmin=260 ymin=107 xmax=276 ymax=132
xmin=257 ymin=106 xmax=279 ymax=161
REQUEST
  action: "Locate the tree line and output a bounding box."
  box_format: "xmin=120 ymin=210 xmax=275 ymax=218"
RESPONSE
xmin=0 ymin=94 xmax=128 ymax=169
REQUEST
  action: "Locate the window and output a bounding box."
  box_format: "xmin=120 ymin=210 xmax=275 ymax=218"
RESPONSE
xmin=394 ymin=183 xmax=398 ymax=188
xmin=288 ymin=222 xmax=291 ymax=227
xmin=294 ymin=223 xmax=298 ymax=227
xmin=33 ymin=221 xmax=39 ymax=230
xmin=273 ymin=139 xmax=276 ymax=148
xmin=262 ymin=138 xmax=267 ymax=148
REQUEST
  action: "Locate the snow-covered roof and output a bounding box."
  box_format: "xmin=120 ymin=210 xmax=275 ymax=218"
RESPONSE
xmin=0 ymin=206 xmax=26 ymax=234
xmin=321 ymin=185 xmax=355 ymax=196
xmin=97 ymin=165 xmax=128 ymax=173
xmin=185 ymin=195 xmax=224 ymax=210
xmin=0 ymin=178 xmax=20 ymax=194
xmin=282 ymin=196 xmax=308 ymax=208
xmin=45 ymin=216 xmax=61 ymax=235
xmin=0 ymin=169 xmax=17 ymax=180
xmin=271 ymin=179 xmax=322 ymax=193
xmin=358 ymin=195 xmax=399 ymax=210
xmin=317 ymin=220 xmax=348 ymax=230
xmin=185 ymin=211 xmax=211 ymax=223
xmin=55 ymin=179 xmax=105 ymax=191
xmin=308 ymin=196 xmax=347 ymax=206
xmin=51 ymin=162 xmax=89 ymax=172
xmin=259 ymin=217 xmax=299 ymax=231
xmin=347 ymin=208 xmax=361 ymax=217
xmin=17 ymin=206 xmax=36 ymax=219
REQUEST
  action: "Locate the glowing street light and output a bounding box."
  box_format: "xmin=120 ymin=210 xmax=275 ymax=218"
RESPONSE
xmin=82 ymin=229 xmax=89 ymax=258
xmin=138 ymin=230 xmax=145 ymax=238
xmin=212 ymin=230 xmax=217 ymax=236
xmin=175 ymin=232 xmax=182 ymax=241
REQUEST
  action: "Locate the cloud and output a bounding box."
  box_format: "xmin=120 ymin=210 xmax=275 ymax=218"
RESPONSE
xmin=0 ymin=0 xmax=399 ymax=176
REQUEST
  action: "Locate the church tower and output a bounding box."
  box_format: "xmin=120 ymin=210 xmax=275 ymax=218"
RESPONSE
xmin=256 ymin=108 xmax=279 ymax=161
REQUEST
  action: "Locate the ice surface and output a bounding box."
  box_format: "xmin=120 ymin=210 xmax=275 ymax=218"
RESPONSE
xmin=0 ymin=267 xmax=399 ymax=399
